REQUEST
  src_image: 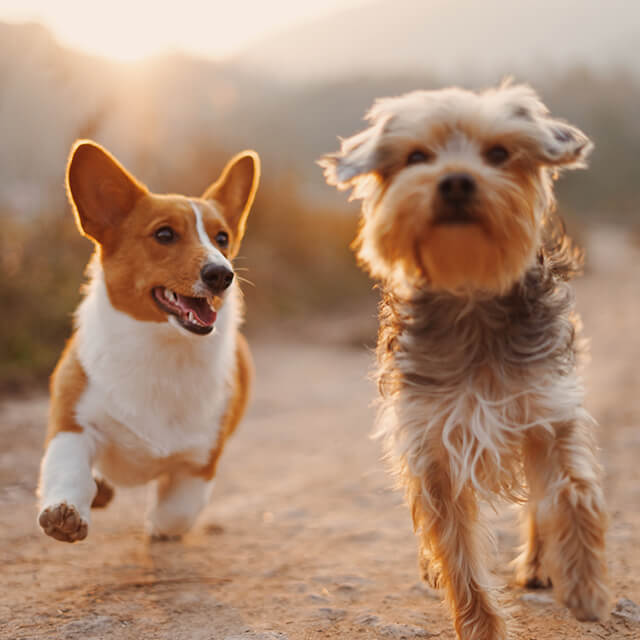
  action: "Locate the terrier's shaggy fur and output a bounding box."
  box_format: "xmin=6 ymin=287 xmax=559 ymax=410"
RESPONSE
xmin=320 ymin=83 xmax=610 ymax=640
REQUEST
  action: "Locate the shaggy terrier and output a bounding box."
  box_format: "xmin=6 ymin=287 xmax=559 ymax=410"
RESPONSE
xmin=320 ymin=83 xmax=610 ymax=640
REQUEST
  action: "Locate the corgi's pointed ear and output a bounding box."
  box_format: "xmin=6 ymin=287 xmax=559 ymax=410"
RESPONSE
xmin=203 ymin=151 xmax=260 ymax=245
xmin=66 ymin=140 xmax=147 ymax=244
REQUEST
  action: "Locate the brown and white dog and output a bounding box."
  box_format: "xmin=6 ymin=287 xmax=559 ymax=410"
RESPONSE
xmin=38 ymin=141 xmax=258 ymax=542
xmin=320 ymin=84 xmax=610 ymax=639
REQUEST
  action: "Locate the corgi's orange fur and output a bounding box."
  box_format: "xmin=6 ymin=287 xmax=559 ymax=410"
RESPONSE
xmin=38 ymin=140 xmax=259 ymax=542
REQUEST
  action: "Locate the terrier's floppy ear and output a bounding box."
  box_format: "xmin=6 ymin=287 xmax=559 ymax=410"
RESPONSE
xmin=533 ymin=117 xmax=593 ymax=169
xmin=66 ymin=140 xmax=148 ymax=245
xmin=203 ymin=151 xmax=260 ymax=246
xmin=319 ymin=112 xmax=392 ymax=190
xmin=506 ymin=85 xmax=593 ymax=169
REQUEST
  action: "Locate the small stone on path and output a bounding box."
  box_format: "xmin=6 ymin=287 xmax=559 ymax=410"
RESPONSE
xmin=612 ymin=597 xmax=640 ymax=623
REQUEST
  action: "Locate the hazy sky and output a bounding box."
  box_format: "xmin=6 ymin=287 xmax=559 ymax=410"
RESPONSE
xmin=0 ymin=0 xmax=373 ymax=61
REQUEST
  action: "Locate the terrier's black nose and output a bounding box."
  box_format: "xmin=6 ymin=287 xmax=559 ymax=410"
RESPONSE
xmin=438 ymin=173 xmax=476 ymax=203
xmin=201 ymin=263 xmax=234 ymax=293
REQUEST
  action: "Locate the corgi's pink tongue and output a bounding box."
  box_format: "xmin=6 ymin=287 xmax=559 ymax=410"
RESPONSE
xmin=175 ymin=293 xmax=216 ymax=326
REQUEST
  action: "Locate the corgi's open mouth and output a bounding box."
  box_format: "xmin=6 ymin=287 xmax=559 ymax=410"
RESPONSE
xmin=152 ymin=287 xmax=217 ymax=335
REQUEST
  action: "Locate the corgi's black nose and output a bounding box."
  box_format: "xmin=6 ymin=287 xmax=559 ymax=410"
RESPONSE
xmin=201 ymin=263 xmax=234 ymax=293
xmin=438 ymin=173 xmax=476 ymax=203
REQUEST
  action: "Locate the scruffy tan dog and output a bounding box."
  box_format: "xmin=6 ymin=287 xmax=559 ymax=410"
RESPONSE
xmin=320 ymin=83 xmax=610 ymax=639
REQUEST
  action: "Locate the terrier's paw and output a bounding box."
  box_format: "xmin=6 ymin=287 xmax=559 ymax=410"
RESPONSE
xmin=523 ymin=574 xmax=552 ymax=590
xmin=564 ymin=581 xmax=611 ymax=622
xmin=456 ymin=608 xmax=508 ymax=640
xmin=39 ymin=502 xmax=88 ymax=543
xmin=515 ymin=558 xmax=552 ymax=589
xmin=419 ymin=551 xmax=442 ymax=589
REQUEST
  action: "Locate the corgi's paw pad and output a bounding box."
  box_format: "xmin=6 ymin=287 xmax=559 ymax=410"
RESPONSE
xmin=39 ymin=502 xmax=88 ymax=543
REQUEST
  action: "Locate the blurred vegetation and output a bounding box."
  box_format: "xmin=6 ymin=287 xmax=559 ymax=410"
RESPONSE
xmin=0 ymin=167 xmax=370 ymax=393
xmin=243 ymin=178 xmax=369 ymax=323
xmin=1 ymin=214 xmax=90 ymax=392
xmin=2 ymin=55 xmax=640 ymax=393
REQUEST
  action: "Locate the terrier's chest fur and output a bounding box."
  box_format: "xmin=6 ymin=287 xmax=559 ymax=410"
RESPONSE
xmin=375 ymin=237 xmax=587 ymax=499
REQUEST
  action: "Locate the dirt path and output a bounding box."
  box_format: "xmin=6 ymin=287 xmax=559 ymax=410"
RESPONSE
xmin=1 ymin=228 xmax=639 ymax=640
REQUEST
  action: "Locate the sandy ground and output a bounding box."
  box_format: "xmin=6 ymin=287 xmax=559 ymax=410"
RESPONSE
xmin=1 ymin=227 xmax=639 ymax=640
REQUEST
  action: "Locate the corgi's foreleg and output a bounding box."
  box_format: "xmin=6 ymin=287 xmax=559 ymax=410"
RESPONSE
xmin=38 ymin=431 xmax=97 ymax=542
xmin=146 ymin=472 xmax=214 ymax=539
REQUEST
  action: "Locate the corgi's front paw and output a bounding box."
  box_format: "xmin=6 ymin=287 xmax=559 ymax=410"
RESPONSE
xmin=39 ymin=502 xmax=88 ymax=542
xmin=145 ymin=512 xmax=190 ymax=541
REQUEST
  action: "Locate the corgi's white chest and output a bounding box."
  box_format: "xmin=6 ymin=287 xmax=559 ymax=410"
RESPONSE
xmin=73 ymin=270 xmax=238 ymax=483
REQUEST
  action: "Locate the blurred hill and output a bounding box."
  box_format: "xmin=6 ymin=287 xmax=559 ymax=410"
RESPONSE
xmin=2 ymin=17 xmax=640 ymax=218
xmin=236 ymin=0 xmax=640 ymax=83
xmin=0 ymin=22 xmax=278 ymax=216
xmin=1 ymin=10 xmax=640 ymax=390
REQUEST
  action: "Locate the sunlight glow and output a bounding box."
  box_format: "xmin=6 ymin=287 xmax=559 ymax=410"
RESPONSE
xmin=1 ymin=0 xmax=372 ymax=62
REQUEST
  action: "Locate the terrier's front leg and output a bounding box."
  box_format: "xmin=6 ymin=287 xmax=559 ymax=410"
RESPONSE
xmin=514 ymin=504 xmax=551 ymax=589
xmin=407 ymin=464 xmax=507 ymax=640
xmin=146 ymin=472 xmax=213 ymax=540
xmin=531 ymin=418 xmax=611 ymax=621
xmin=516 ymin=430 xmax=555 ymax=590
xmin=38 ymin=431 xmax=97 ymax=542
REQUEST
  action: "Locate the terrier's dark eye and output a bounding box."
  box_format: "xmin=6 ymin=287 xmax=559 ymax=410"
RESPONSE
xmin=485 ymin=145 xmax=510 ymax=166
xmin=215 ymin=231 xmax=229 ymax=248
xmin=407 ymin=150 xmax=433 ymax=165
xmin=154 ymin=226 xmax=176 ymax=244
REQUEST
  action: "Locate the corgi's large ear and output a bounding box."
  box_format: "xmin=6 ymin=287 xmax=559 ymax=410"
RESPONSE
xmin=203 ymin=151 xmax=260 ymax=246
xmin=66 ymin=140 xmax=147 ymax=244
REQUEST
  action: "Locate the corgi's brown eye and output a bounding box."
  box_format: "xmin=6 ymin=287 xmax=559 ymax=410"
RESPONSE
xmin=407 ymin=150 xmax=433 ymax=165
xmin=485 ymin=145 xmax=509 ymax=166
xmin=215 ymin=231 xmax=229 ymax=248
xmin=154 ymin=226 xmax=176 ymax=244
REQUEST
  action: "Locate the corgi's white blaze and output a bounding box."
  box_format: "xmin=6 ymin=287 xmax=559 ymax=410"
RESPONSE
xmin=38 ymin=431 xmax=97 ymax=522
xmin=69 ymin=258 xmax=238 ymax=487
xmin=190 ymin=201 xmax=232 ymax=270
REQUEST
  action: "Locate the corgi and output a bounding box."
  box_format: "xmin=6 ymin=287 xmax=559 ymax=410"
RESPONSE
xmin=37 ymin=140 xmax=259 ymax=542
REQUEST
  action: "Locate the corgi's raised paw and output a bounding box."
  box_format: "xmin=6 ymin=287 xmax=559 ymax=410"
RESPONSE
xmin=39 ymin=502 xmax=88 ymax=543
